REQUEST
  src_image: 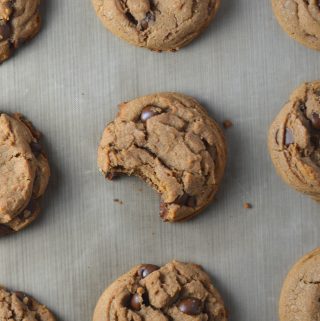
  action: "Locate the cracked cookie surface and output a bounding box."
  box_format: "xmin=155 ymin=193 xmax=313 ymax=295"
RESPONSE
xmin=0 ymin=286 xmax=56 ymax=321
xmin=92 ymin=0 xmax=221 ymax=51
xmin=93 ymin=261 xmax=228 ymax=321
xmin=269 ymin=81 xmax=320 ymax=201
xmin=97 ymin=93 xmax=227 ymax=222
xmin=279 ymin=247 xmax=320 ymax=321
xmin=0 ymin=0 xmax=41 ymax=63
xmin=0 ymin=113 xmax=50 ymax=236
xmin=272 ymin=0 xmax=320 ymax=50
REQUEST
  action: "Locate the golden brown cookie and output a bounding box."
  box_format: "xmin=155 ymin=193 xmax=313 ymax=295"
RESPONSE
xmin=97 ymin=93 xmax=227 ymax=222
xmin=268 ymin=81 xmax=320 ymax=201
xmin=92 ymin=0 xmax=221 ymax=51
xmin=279 ymin=247 xmax=320 ymax=321
xmin=0 ymin=286 xmax=56 ymax=321
xmin=93 ymin=261 xmax=228 ymax=321
xmin=271 ymin=0 xmax=320 ymax=50
xmin=0 ymin=113 xmax=50 ymax=236
xmin=0 ymin=0 xmax=41 ymax=63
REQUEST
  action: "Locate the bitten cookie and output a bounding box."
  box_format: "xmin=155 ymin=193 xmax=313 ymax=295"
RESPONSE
xmin=97 ymin=93 xmax=227 ymax=222
xmin=93 ymin=261 xmax=228 ymax=321
xmin=0 ymin=286 xmax=56 ymax=321
xmin=279 ymin=247 xmax=320 ymax=321
xmin=92 ymin=0 xmax=220 ymax=51
xmin=271 ymin=0 xmax=320 ymax=50
xmin=268 ymin=81 xmax=320 ymax=201
xmin=0 ymin=0 xmax=41 ymax=63
xmin=0 ymin=113 xmax=50 ymax=236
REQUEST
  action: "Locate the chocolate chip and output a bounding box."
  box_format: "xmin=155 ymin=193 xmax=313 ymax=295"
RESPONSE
xmin=0 ymin=23 xmax=10 ymax=41
xmin=0 ymin=224 xmax=14 ymax=237
xmin=285 ymin=128 xmax=294 ymax=146
xmin=125 ymin=12 xmax=138 ymax=25
xmin=140 ymin=106 xmax=162 ymax=122
xmin=139 ymin=12 xmax=155 ymax=31
xmin=311 ymin=113 xmax=320 ymax=130
xmin=311 ymin=135 xmax=320 ymax=148
xmin=299 ymin=102 xmax=306 ymax=112
xmin=30 ymin=142 xmax=42 ymax=157
xmin=175 ymin=193 xmax=197 ymax=208
xmin=178 ymin=298 xmax=202 ymax=315
xmin=138 ymin=264 xmax=160 ymax=278
xmin=130 ymin=293 xmax=142 ymax=311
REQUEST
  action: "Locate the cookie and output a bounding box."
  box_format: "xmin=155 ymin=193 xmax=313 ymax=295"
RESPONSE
xmin=93 ymin=260 xmax=228 ymax=321
xmin=268 ymin=81 xmax=320 ymax=201
xmin=97 ymin=92 xmax=227 ymax=222
xmin=0 ymin=113 xmax=50 ymax=236
xmin=0 ymin=286 xmax=56 ymax=321
xmin=279 ymin=247 xmax=320 ymax=321
xmin=271 ymin=0 xmax=320 ymax=51
xmin=92 ymin=0 xmax=220 ymax=51
xmin=0 ymin=0 xmax=41 ymax=63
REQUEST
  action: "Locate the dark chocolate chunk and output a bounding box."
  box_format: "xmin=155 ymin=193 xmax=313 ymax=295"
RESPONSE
xmin=0 ymin=23 xmax=10 ymax=41
xmin=139 ymin=12 xmax=155 ymax=31
xmin=175 ymin=193 xmax=197 ymax=208
xmin=140 ymin=106 xmax=162 ymax=122
xmin=285 ymin=128 xmax=294 ymax=146
xmin=130 ymin=293 xmax=142 ymax=311
xmin=311 ymin=113 xmax=320 ymax=130
xmin=138 ymin=264 xmax=160 ymax=278
xmin=178 ymin=298 xmax=202 ymax=315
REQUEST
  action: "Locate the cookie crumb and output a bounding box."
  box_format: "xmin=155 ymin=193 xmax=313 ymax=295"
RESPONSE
xmin=223 ymin=120 xmax=233 ymax=129
xmin=243 ymin=202 xmax=252 ymax=209
xmin=113 ymin=198 xmax=123 ymax=205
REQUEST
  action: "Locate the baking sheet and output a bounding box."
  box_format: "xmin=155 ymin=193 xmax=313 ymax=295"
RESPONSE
xmin=1 ymin=0 xmax=320 ymax=320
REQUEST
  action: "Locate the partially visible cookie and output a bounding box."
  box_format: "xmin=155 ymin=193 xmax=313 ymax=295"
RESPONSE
xmin=97 ymin=92 xmax=227 ymax=222
xmin=0 ymin=286 xmax=56 ymax=321
xmin=271 ymin=0 xmax=320 ymax=50
xmin=92 ymin=0 xmax=220 ymax=51
xmin=0 ymin=113 xmax=50 ymax=236
xmin=268 ymin=81 xmax=320 ymax=201
xmin=0 ymin=0 xmax=41 ymax=63
xmin=279 ymin=247 xmax=320 ymax=321
xmin=93 ymin=260 xmax=228 ymax=321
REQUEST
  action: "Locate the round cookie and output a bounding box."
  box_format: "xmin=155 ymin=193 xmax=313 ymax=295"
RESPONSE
xmin=97 ymin=92 xmax=227 ymax=222
xmin=0 ymin=0 xmax=41 ymax=63
xmin=0 ymin=113 xmax=50 ymax=236
xmin=92 ymin=0 xmax=221 ymax=52
xmin=271 ymin=0 xmax=320 ymax=51
xmin=268 ymin=81 xmax=320 ymax=201
xmin=93 ymin=261 xmax=228 ymax=321
xmin=279 ymin=247 xmax=320 ymax=321
xmin=0 ymin=286 xmax=56 ymax=321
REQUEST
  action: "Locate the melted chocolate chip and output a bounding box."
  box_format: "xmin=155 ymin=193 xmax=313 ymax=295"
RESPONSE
xmin=311 ymin=113 xmax=320 ymax=130
xmin=285 ymin=128 xmax=294 ymax=146
xmin=175 ymin=193 xmax=197 ymax=208
xmin=0 ymin=23 xmax=10 ymax=41
xmin=139 ymin=12 xmax=155 ymax=31
xmin=125 ymin=12 xmax=138 ymax=25
xmin=138 ymin=264 xmax=160 ymax=278
xmin=130 ymin=293 xmax=142 ymax=311
xmin=0 ymin=224 xmax=14 ymax=237
xmin=178 ymin=298 xmax=202 ymax=315
xmin=30 ymin=142 xmax=42 ymax=157
xmin=140 ymin=106 xmax=162 ymax=122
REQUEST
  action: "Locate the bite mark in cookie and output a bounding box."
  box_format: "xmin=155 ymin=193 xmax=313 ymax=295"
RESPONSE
xmin=97 ymin=93 xmax=227 ymax=222
xmin=92 ymin=0 xmax=221 ymax=51
xmin=93 ymin=261 xmax=228 ymax=321
xmin=269 ymin=81 xmax=320 ymax=201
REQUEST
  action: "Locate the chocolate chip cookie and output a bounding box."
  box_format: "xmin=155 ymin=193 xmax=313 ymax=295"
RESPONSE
xmin=268 ymin=81 xmax=320 ymax=201
xmin=0 ymin=286 xmax=56 ymax=321
xmin=0 ymin=113 xmax=50 ymax=236
xmin=0 ymin=0 xmax=41 ymax=63
xmin=92 ymin=0 xmax=221 ymax=51
xmin=279 ymin=247 xmax=320 ymax=321
xmin=93 ymin=261 xmax=228 ymax=321
xmin=97 ymin=93 xmax=227 ymax=222
xmin=272 ymin=0 xmax=320 ymax=50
